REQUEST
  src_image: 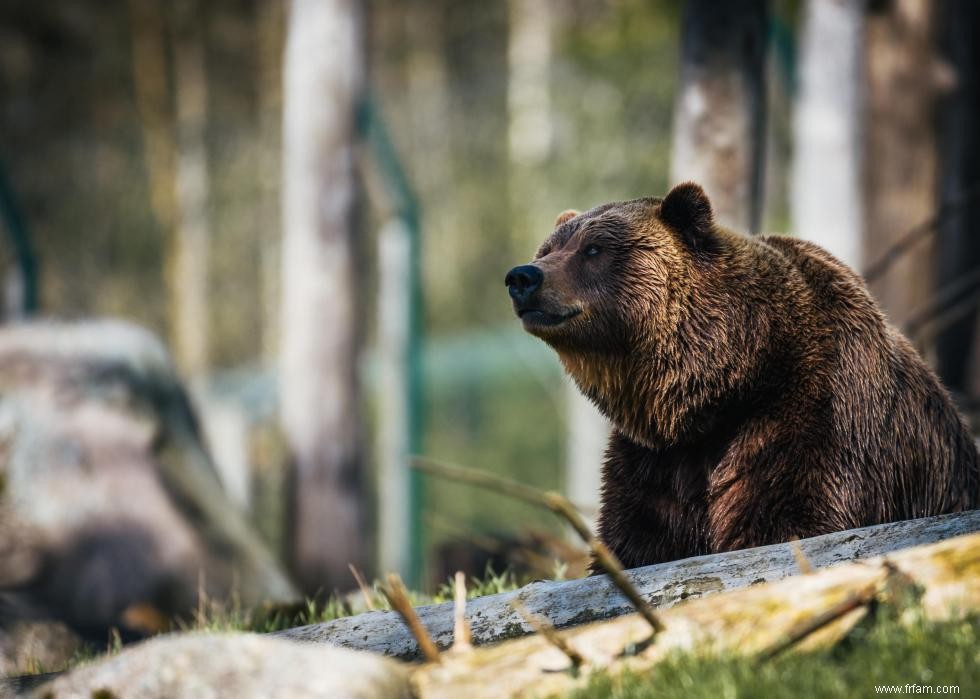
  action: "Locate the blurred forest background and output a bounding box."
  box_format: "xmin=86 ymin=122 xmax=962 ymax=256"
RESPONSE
xmin=1 ymin=0 xmax=978 ymax=604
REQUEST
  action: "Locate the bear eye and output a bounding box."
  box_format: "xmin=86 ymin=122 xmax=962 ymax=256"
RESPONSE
xmin=584 ymin=244 xmax=601 ymax=257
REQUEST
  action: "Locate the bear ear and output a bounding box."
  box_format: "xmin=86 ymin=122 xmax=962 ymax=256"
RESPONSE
xmin=659 ymin=182 xmax=715 ymax=252
xmin=554 ymin=209 xmax=580 ymax=228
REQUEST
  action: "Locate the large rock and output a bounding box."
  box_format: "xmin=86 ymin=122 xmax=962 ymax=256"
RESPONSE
xmin=31 ymin=633 xmax=412 ymax=699
xmin=0 ymin=320 xmax=297 ymax=651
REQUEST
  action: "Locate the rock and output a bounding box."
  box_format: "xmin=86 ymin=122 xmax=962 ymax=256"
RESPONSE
xmin=0 ymin=320 xmax=297 ymax=644
xmin=31 ymin=633 xmax=412 ymax=699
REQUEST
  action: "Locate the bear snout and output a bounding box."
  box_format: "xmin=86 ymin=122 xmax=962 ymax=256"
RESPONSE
xmin=505 ymin=264 xmax=543 ymax=305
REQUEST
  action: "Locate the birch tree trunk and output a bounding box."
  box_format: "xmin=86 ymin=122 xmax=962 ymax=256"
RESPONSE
xmin=790 ymin=0 xmax=864 ymax=269
xmin=864 ymin=0 xmax=943 ymax=328
xmin=281 ymin=0 xmax=368 ymax=593
xmin=671 ymin=0 xmax=768 ymax=233
xmin=507 ymin=0 xmax=553 ymax=168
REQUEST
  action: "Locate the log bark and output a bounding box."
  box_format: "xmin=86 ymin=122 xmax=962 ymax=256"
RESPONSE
xmin=277 ymin=510 xmax=980 ymax=658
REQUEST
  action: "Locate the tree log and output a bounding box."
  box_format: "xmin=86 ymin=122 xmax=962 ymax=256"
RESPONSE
xmin=277 ymin=511 xmax=980 ymax=658
xmin=413 ymin=529 xmax=980 ymax=699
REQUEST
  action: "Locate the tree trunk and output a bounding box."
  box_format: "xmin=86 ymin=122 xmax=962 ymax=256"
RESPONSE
xmin=671 ymin=0 xmax=768 ymax=233
xmin=564 ymin=377 xmax=607 ymax=527
xmin=280 ymin=0 xmax=368 ymax=593
xmin=127 ymin=0 xmax=175 ymax=240
xmin=791 ymin=0 xmax=864 ymax=269
xmin=256 ymin=0 xmax=285 ymax=365
xmin=377 ymin=219 xmax=412 ymax=580
xmin=506 ymin=0 xmax=553 ymax=167
xmin=864 ymin=0 xmax=943 ymax=328
xmin=935 ymin=0 xmax=980 ymax=410
xmin=171 ymin=0 xmax=211 ymax=377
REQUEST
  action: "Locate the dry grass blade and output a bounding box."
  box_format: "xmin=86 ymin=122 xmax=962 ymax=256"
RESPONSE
xmin=452 ymin=571 xmax=472 ymax=652
xmin=510 ymin=598 xmax=585 ymax=672
xmin=790 ymin=539 xmax=815 ymax=574
xmin=348 ymin=563 xmax=376 ymax=611
xmin=379 ymin=573 xmax=441 ymax=663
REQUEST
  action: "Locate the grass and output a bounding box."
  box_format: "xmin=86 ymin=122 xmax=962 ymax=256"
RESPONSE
xmin=178 ymin=564 xmax=523 ymax=634
xmin=570 ymin=609 xmax=980 ymax=699
xmin=10 ymin=565 xmax=525 ymax=678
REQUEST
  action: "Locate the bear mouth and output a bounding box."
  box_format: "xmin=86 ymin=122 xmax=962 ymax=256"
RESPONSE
xmin=518 ymin=307 xmax=581 ymax=327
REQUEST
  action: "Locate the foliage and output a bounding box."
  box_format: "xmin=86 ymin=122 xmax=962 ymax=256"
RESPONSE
xmin=432 ymin=566 xmax=520 ymax=603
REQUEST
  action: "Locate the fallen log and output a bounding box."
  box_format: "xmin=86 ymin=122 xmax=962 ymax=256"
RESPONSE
xmin=413 ymin=530 xmax=980 ymax=698
xmin=18 ymin=526 xmax=978 ymax=698
xmin=277 ymin=510 xmax=980 ymax=658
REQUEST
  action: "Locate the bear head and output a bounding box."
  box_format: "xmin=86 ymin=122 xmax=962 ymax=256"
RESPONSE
xmin=505 ymin=181 xmax=716 ymax=352
xmin=504 ymin=182 xmax=757 ymax=447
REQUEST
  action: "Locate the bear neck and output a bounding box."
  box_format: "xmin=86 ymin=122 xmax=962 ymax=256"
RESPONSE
xmin=560 ymin=348 xmax=742 ymax=450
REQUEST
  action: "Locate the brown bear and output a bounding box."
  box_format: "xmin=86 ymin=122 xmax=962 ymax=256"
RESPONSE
xmin=505 ymin=182 xmax=979 ymax=570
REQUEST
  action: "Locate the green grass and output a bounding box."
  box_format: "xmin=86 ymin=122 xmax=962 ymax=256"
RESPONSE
xmin=173 ymin=564 xmax=523 ymax=635
xmin=570 ymin=611 xmax=979 ymax=699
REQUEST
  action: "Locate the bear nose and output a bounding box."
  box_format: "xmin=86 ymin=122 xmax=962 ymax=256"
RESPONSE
xmin=505 ymin=264 xmax=543 ymax=303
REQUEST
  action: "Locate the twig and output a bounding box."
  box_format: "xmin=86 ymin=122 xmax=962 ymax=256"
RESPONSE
xmin=911 ymin=287 xmax=980 ymax=347
xmin=863 ymin=181 xmax=980 ymax=283
xmin=755 ymin=585 xmax=876 ymax=662
xmin=413 ymin=456 xmax=557 ymax=507
xmin=756 ymin=561 xmax=908 ymax=662
xmin=411 ymin=457 xmax=665 ymax=635
xmin=348 ymin=563 xmax=376 ymax=611
xmin=510 ymin=598 xmax=585 ymax=672
xmin=452 ymin=571 xmax=472 ymax=652
xmin=904 ymin=266 xmax=980 ymax=336
xmin=378 ymin=573 xmax=441 ymax=663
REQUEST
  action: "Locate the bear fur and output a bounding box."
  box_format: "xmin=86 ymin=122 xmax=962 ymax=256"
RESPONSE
xmin=507 ymin=182 xmax=979 ymax=569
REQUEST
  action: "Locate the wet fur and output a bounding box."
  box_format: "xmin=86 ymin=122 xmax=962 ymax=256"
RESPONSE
xmin=512 ymin=184 xmax=979 ymax=570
